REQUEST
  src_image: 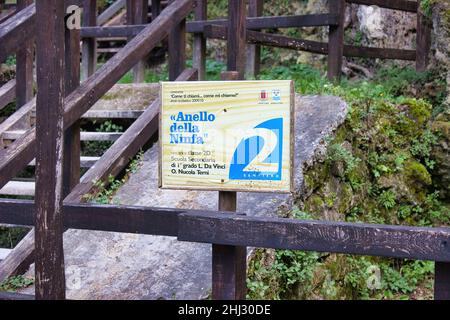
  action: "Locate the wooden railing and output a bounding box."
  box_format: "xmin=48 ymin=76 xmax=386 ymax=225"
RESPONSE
xmin=0 ymin=0 xmax=446 ymax=301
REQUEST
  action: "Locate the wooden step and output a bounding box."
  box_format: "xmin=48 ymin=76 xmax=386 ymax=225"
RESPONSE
xmin=28 ymin=156 xmax=100 ymax=168
xmin=0 ymin=181 xmax=35 ymax=197
xmin=3 ymin=130 xmax=123 ymax=142
xmin=0 ymin=248 xmax=12 ymax=262
xmin=30 ymin=109 xmax=144 ymax=119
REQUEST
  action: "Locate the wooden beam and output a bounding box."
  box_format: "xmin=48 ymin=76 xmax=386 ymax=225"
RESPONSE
xmin=187 ymin=14 xmax=340 ymax=33
xmin=327 ymin=0 xmax=345 ymax=81
xmin=81 ymin=0 xmax=97 ymax=81
xmin=97 ymin=0 xmax=125 ymax=26
xmin=127 ymin=0 xmax=147 ymax=83
xmin=0 ymin=3 xmax=35 ymax=64
xmin=151 ymin=0 xmax=161 ymax=21
xmin=435 ymin=262 xmax=450 ymax=300
xmin=347 ymin=0 xmax=418 ymax=13
xmin=34 ymin=0 xmax=66 ymax=300
xmin=211 ymin=10 xmax=248 ymax=300
xmin=227 ymin=0 xmax=246 ymax=79
xmin=245 ymin=0 xmax=263 ymax=78
xmin=0 ymin=79 xmax=16 ymax=111
xmin=416 ymin=8 xmax=431 ymax=72
xmin=178 ymin=211 xmax=450 ymax=262
xmin=0 ymin=291 xmax=35 ymax=300
xmin=0 ymin=229 xmax=34 ymax=283
xmin=1 ymin=200 xmax=450 ymax=263
xmin=192 ymin=0 xmax=206 ymax=80
xmin=0 ymin=0 xmax=194 ymax=195
xmin=168 ymin=0 xmax=186 ymax=80
xmin=15 ymin=0 xmax=34 ymax=114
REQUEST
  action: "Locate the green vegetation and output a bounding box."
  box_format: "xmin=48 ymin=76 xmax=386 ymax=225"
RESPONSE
xmin=0 ymin=275 xmax=34 ymax=293
xmin=246 ymin=61 xmax=449 ymax=300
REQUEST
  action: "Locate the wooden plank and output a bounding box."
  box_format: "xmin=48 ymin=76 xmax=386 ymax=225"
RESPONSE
xmin=1 ymin=199 xmax=450 ymax=263
xmin=211 ymin=24 xmax=247 ymax=300
xmin=0 ymin=98 xmax=35 ymax=138
xmin=82 ymin=109 xmax=143 ymax=119
xmin=15 ymin=0 xmax=34 ymax=113
xmin=416 ymin=9 xmax=431 ymax=72
xmin=227 ymin=0 xmax=246 ymax=79
xmin=204 ymin=24 xmax=328 ymax=55
xmin=127 ymin=0 xmax=147 ymax=83
xmin=0 ymin=3 xmax=35 ymax=64
xmin=97 ymin=0 xmax=125 ymax=26
xmin=245 ymin=0 xmax=263 ymax=78
xmin=347 ymin=0 xmax=418 ymax=13
xmin=344 ymin=44 xmax=416 ymax=61
xmin=168 ymin=0 xmax=186 ymax=80
xmin=192 ymin=0 xmax=206 ymax=80
xmin=81 ymin=0 xmax=97 ymax=81
xmin=80 ymin=14 xmax=340 ymax=39
xmin=0 ymin=248 xmax=11 ymax=260
xmin=435 ymin=262 xmax=450 ymax=300
xmin=65 ymin=68 xmax=197 ymax=203
xmin=29 ymin=156 xmax=99 ymax=168
xmin=0 ymin=79 xmax=16 ymax=111
xmin=63 ymin=10 xmax=81 ymax=198
xmin=34 ymin=0 xmax=66 ymax=300
xmin=0 ymin=291 xmax=35 ymax=300
xmin=178 ymin=211 xmax=450 ymax=262
xmin=327 ymin=0 xmax=345 ymax=81
xmin=187 ymin=14 xmax=340 ymax=33
xmin=151 ymin=0 xmax=161 ymax=21
xmin=0 ymin=0 xmax=194 ymax=195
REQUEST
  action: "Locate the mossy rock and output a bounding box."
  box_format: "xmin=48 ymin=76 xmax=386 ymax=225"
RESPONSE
xmin=431 ymin=120 xmax=450 ymax=200
xmin=394 ymin=99 xmax=432 ymax=137
xmin=404 ymin=160 xmax=432 ymax=186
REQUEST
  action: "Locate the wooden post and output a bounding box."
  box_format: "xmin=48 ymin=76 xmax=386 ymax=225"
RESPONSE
xmin=211 ymin=1 xmax=247 ymax=300
xmin=151 ymin=0 xmax=161 ymax=21
xmin=168 ymin=0 xmax=186 ymax=80
xmin=15 ymin=0 xmax=34 ymax=126
xmin=34 ymin=0 xmax=66 ymax=300
xmin=63 ymin=3 xmax=81 ymax=197
xmin=245 ymin=0 xmax=262 ymax=78
xmin=81 ymin=0 xmax=97 ymax=81
xmin=327 ymin=0 xmax=345 ymax=81
xmin=227 ymin=0 xmax=246 ymax=80
xmin=435 ymin=262 xmax=450 ymax=300
xmin=416 ymin=8 xmax=431 ymax=72
xmin=127 ymin=0 xmax=147 ymax=82
xmin=193 ymin=0 xmax=206 ymax=80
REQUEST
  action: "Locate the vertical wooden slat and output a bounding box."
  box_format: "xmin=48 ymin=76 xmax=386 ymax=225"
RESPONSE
xmin=81 ymin=0 xmax=97 ymax=81
xmin=416 ymin=7 xmax=431 ymax=72
xmin=211 ymin=59 xmax=247 ymax=300
xmin=435 ymin=262 xmax=450 ymax=300
xmin=193 ymin=0 xmax=206 ymax=80
xmin=35 ymin=0 xmax=66 ymax=300
xmin=151 ymin=0 xmax=161 ymax=21
xmin=63 ymin=5 xmax=81 ymax=197
xmin=327 ymin=0 xmax=345 ymax=81
xmin=227 ymin=0 xmax=246 ymax=80
xmin=127 ymin=0 xmax=147 ymax=83
xmin=168 ymin=0 xmax=186 ymax=80
xmin=245 ymin=0 xmax=262 ymax=78
xmin=15 ymin=0 xmax=34 ymax=121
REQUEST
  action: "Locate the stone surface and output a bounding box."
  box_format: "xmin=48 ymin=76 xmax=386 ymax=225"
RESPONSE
xmin=22 ymin=95 xmax=348 ymax=300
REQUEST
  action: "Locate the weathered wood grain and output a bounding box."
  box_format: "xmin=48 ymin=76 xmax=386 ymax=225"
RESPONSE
xmin=81 ymin=0 xmax=97 ymax=81
xmin=327 ymin=0 xmax=345 ymax=81
xmin=34 ymin=0 xmax=66 ymax=300
xmin=97 ymin=0 xmax=125 ymax=26
xmin=168 ymin=0 xmax=186 ymax=80
xmin=127 ymin=0 xmax=147 ymax=82
xmin=0 ymin=79 xmax=16 ymax=111
xmin=245 ymin=0 xmax=262 ymax=78
xmin=192 ymin=0 xmax=206 ymax=80
xmin=416 ymin=9 xmax=431 ymax=71
xmin=435 ymin=262 xmax=450 ymax=300
xmin=178 ymin=211 xmax=450 ymax=262
xmin=227 ymin=0 xmax=246 ymax=79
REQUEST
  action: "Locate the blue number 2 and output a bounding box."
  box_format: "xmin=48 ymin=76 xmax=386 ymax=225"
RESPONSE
xmin=229 ymin=118 xmax=283 ymax=181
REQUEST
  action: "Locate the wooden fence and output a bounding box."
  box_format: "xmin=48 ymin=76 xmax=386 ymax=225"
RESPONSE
xmin=0 ymin=0 xmax=447 ymax=300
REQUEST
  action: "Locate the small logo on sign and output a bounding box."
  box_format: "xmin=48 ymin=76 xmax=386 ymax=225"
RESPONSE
xmin=272 ymin=89 xmax=281 ymax=102
xmin=260 ymin=90 xmax=268 ymax=100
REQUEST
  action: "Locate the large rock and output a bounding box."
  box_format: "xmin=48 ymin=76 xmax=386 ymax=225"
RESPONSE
xmin=22 ymin=95 xmax=348 ymax=299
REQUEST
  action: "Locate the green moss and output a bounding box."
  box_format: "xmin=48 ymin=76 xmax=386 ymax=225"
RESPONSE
xmin=404 ymin=160 xmax=432 ymax=186
xmin=304 ymin=195 xmax=325 ymax=214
